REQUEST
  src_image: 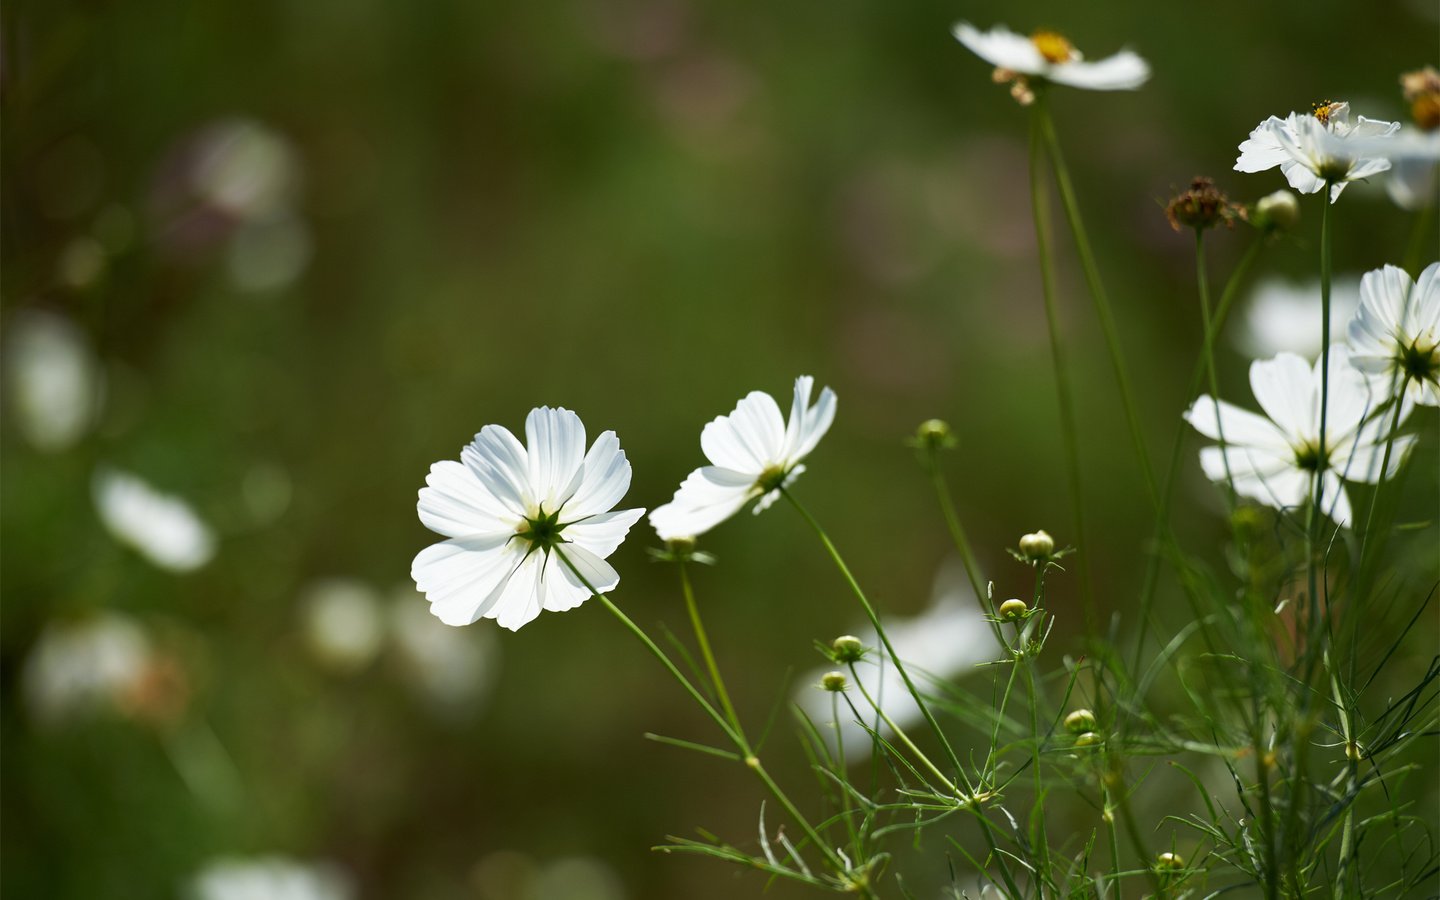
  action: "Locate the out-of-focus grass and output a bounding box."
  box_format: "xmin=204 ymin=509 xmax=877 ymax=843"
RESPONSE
xmin=3 ymin=0 xmax=1436 ymax=897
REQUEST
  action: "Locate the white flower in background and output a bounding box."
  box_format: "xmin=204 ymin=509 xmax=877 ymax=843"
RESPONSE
xmin=649 ymin=376 xmax=836 ymax=540
xmin=390 ymin=589 xmax=498 ymax=714
xmin=190 ymin=119 xmax=302 ymax=221
xmin=188 ymin=856 xmax=353 ymax=900
xmin=1388 ymin=66 xmax=1440 ymax=210
xmin=411 ymin=407 xmax=645 ymax=631
xmin=472 ymin=851 xmax=627 ymax=900
xmin=1184 ymin=346 xmax=1413 ymax=526
xmin=795 ymin=560 xmax=992 ymax=756
xmin=951 ymin=23 xmax=1149 ymax=104
xmin=4 ymin=311 xmax=100 ymax=452
xmin=1234 ymin=275 xmax=1361 ymax=360
xmin=22 ymin=612 xmax=150 ymax=726
xmin=1347 ymin=263 xmax=1440 ymax=406
xmin=1235 ymin=101 xmax=1399 ymax=202
xmin=299 ymin=579 xmax=385 ymax=674
xmin=93 ymin=468 xmax=216 ymax=572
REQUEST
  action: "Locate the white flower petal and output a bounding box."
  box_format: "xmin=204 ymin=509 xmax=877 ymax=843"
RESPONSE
xmin=564 ymin=430 xmax=633 ymax=519
xmin=1338 ymin=434 xmax=1416 ymax=485
xmin=555 ymin=543 xmax=620 ymax=598
xmin=417 ymin=460 xmax=522 ymax=538
xmin=1184 ymin=397 xmax=1290 ymax=452
xmin=491 ymin=553 xmax=547 ymax=632
xmin=788 ymin=381 xmax=837 ymax=463
xmin=93 ymin=468 xmax=215 ymax=572
xmin=463 ymin=425 xmax=531 ymax=516
xmin=1235 ymin=118 xmax=1292 ymax=173
xmin=525 ymin=406 xmax=588 ymax=510
xmin=1318 ymin=472 xmax=1353 ymax=528
xmin=412 ymin=535 xmax=522 ymax=626
xmin=1249 ymin=353 xmax=1315 ymax=442
xmin=951 ymin=22 xmax=1046 ymax=74
xmin=700 ymin=390 xmax=786 ymax=472
xmin=564 ymin=507 xmax=646 ymax=558
xmin=649 ymin=466 xmax=757 ymax=539
xmin=1046 ymin=50 xmax=1149 ymax=90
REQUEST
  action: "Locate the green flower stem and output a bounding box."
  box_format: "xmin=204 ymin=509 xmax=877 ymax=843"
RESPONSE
xmin=1029 ymin=99 xmax=1095 ymax=620
xmin=1403 ymin=203 xmax=1435 ymax=277
xmin=1354 ymin=384 xmax=1407 ymax=583
xmin=1195 ymin=229 xmax=1236 ymax=508
xmin=1022 ymin=568 xmax=1052 ymax=896
xmin=678 ymin=561 xmax=747 ymax=746
xmin=1037 ymin=98 xmax=1159 ymax=511
xmin=922 ymin=447 xmax=1005 ymax=647
xmin=1131 ymin=235 xmax=1264 ymax=673
xmin=556 ymin=549 xmax=850 ymax=881
xmin=1307 ymin=187 xmax=1334 ymax=658
xmin=845 ymin=662 xmax=958 ymax=796
xmin=783 ymin=490 xmax=966 ymax=779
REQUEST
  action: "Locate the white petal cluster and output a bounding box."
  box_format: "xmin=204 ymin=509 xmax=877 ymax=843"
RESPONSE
xmin=1185 ymin=347 xmax=1412 ymax=526
xmin=1348 ymin=263 xmax=1440 ymax=406
xmin=93 ymin=468 xmax=216 ymax=572
xmin=1235 ymin=102 xmax=1399 ymax=202
xmin=411 ymin=407 xmax=644 ymax=630
xmin=1235 ymin=275 xmax=1361 ymax=361
xmin=649 ymin=376 xmax=835 ymax=540
xmin=22 ymin=613 xmax=151 ymax=726
xmin=189 ymin=856 xmax=353 ymax=900
xmin=4 ymin=311 xmax=101 ymax=453
xmin=952 ymin=23 xmax=1149 ymax=92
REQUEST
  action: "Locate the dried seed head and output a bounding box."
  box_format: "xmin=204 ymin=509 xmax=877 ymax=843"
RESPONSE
xmin=1165 ymin=177 xmax=1241 ymax=232
xmin=1401 ymin=67 xmax=1440 ymax=131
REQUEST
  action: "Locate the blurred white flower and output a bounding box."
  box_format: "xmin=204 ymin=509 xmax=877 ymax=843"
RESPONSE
xmin=1376 ymin=128 xmax=1440 ymax=210
xmin=649 ymin=375 xmax=835 ymax=540
xmin=411 ymin=407 xmax=645 ymax=630
xmin=300 ymin=579 xmax=385 ymax=674
xmin=22 ymin=612 xmax=150 ymax=726
xmin=952 ymin=23 xmax=1149 ymax=102
xmin=1185 ymin=346 xmax=1413 ymax=527
xmin=1347 ymin=263 xmax=1440 ymax=406
xmin=795 ymin=560 xmax=992 ymax=756
xmin=1235 ymin=102 xmax=1399 ymax=203
xmin=4 ymin=311 xmax=101 ymax=452
xmin=190 ymin=119 xmax=302 ymax=220
xmin=226 ymin=212 xmax=312 ymax=292
xmin=188 ymin=856 xmax=353 ymax=900
xmin=93 ymin=468 xmax=216 ymax=572
xmin=1235 ymin=275 xmax=1361 ymax=360
xmin=390 ymin=588 xmax=498 ymax=713
xmin=472 ymin=851 xmax=628 ymax=900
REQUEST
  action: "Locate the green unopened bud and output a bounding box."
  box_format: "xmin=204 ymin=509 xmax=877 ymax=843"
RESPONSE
xmin=1156 ymin=851 xmax=1184 ymax=871
xmin=1252 ymin=190 xmax=1300 ymax=232
xmin=1018 ymin=530 xmax=1055 ymax=561
xmin=914 ymin=418 xmax=954 ymax=449
xmin=821 ymin=671 xmax=848 ymax=692
xmin=1074 ymin=731 xmax=1102 ymax=748
xmin=666 ymin=535 xmax=697 ymax=553
xmin=999 ymin=598 xmax=1028 ymax=619
xmin=1064 ymin=708 xmax=1097 ymax=734
xmin=831 ymin=634 xmax=866 ymax=664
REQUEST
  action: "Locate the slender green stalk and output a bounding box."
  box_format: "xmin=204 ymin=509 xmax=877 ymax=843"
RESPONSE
xmin=1037 ymin=98 xmax=1159 ymax=511
xmin=1019 ymin=619 xmax=1051 ymax=896
xmin=923 ymin=447 xmax=1005 ymax=646
xmin=679 ymin=562 xmax=747 ymax=745
xmin=555 ymin=549 xmax=852 ymax=881
xmin=1306 ymin=187 xmax=1334 ymax=664
xmin=1403 ymin=203 xmax=1435 ymax=277
xmin=1195 ymin=229 xmax=1237 ymax=508
xmin=846 ymin=662 xmax=958 ymax=795
xmin=783 ymin=490 xmax=966 ymax=780
xmin=1028 ymin=98 xmax=1095 ymax=621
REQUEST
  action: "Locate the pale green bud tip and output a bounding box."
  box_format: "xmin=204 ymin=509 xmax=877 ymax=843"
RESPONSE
xmin=665 ymin=535 xmax=698 ymax=553
xmin=915 ymin=418 xmax=952 ymax=446
xmin=1064 ymin=708 xmax=1097 ymax=733
xmin=831 ymin=634 xmax=865 ymax=663
xmin=1074 ymin=731 xmax=1102 ymax=747
xmin=1345 ymin=741 xmax=1364 ymax=761
xmin=1156 ymin=852 xmax=1184 ymax=871
xmin=1018 ymin=530 xmax=1055 ymax=560
xmin=821 ymin=671 xmax=848 ymax=692
xmin=999 ymin=598 xmax=1028 ymax=619
xmin=1253 ymin=190 xmax=1300 ymax=232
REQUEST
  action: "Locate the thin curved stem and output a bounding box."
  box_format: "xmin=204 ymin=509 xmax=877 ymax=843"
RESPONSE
xmin=923 ymin=447 xmax=1005 ymax=647
xmin=679 ymin=561 xmax=747 ymax=746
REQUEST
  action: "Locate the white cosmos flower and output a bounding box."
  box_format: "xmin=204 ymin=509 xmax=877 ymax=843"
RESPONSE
xmin=93 ymin=468 xmax=216 ymax=572
xmin=952 ymin=23 xmax=1149 ymax=94
xmin=4 ymin=311 xmax=101 ymax=452
xmin=22 ymin=612 xmax=150 ymax=726
xmin=1235 ymin=102 xmax=1399 ymax=202
xmin=188 ymin=856 xmax=353 ymax=900
xmin=1184 ymin=346 xmax=1413 ymax=527
xmin=1347 ymin=262 xmax=1440 ymax=406
xmin=1381 ymin=128 xmax=1440 ymax=210
xmin=649 ymin=375 xmax=835 ymax=540
xmin=1234 ymin=274 xmax=1361 ymax=360
xmin=299 ymin=578 xmax=385 ymax=674
xmin=411 ymin=407 xmax=644 ymax=631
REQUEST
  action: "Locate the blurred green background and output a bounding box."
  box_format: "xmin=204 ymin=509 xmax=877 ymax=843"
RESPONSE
xmin=3 ymin=0 xmax=1436 ymax=896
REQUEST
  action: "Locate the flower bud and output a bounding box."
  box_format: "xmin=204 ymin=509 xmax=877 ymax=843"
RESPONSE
xmin=666 ymin=535 xmax=697 ymax=554
xmin=913 ymin=418 xmax=954 ymax=450
xmin=1156 ymin=851 xmax=1184 ymax=871
xmin=830 ymin=634 xmax=865 ymax=664
xmin=1345 ymin=741 xmax=1364 ymax=762
xmin=1074 ymin=731 xmax=1102 ymax=747
xmin=821 ymin=671 xmax=848 ymax=692
xmin=1064 ymin=708 xmax=1096 ymax=734
xmin=1018 ymin=530 xmax=1055 ymax=561
xmin=999 ymin=598 xmax=1028 ymax=620
xmin=1252 ymin=190 xmax=1300 ymax=232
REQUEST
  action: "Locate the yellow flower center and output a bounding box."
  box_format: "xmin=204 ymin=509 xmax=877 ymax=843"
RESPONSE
xmin=1311 ymin=100 xmax=1345 ymax=125
xmin=1030 ymin=30 xmax=1077 ymax=64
